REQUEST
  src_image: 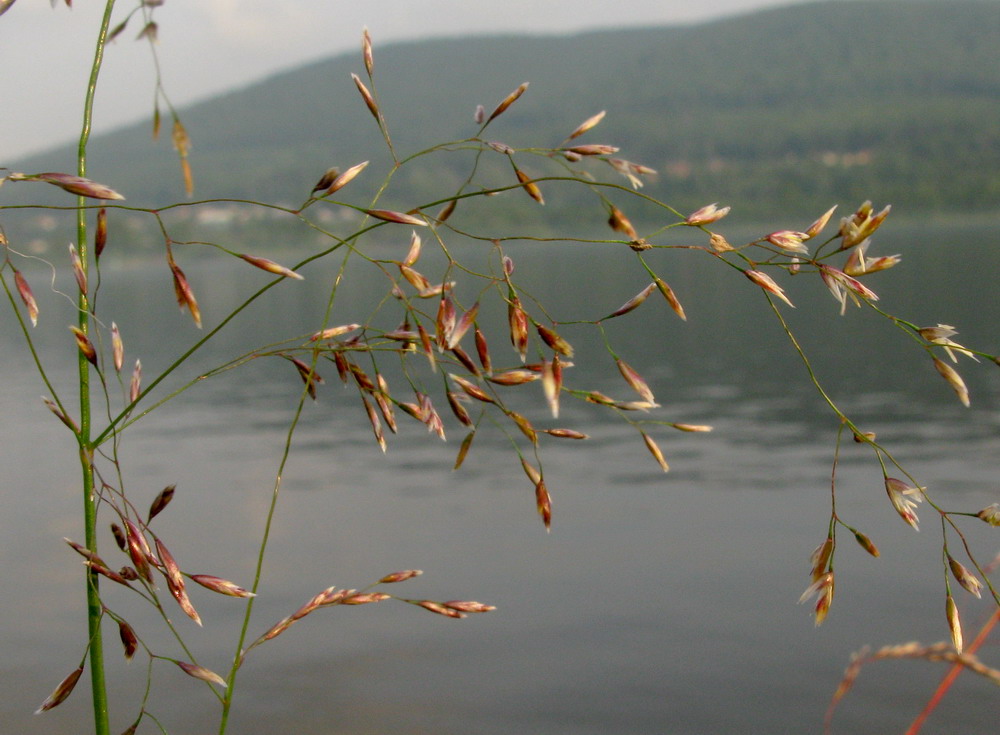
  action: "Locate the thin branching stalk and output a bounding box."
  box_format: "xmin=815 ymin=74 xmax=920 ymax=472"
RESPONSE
xmin=77 ymin=4 xmax=118 ymax=734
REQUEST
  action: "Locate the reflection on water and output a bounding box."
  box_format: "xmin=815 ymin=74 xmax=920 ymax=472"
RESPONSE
xmin=1 ymin=221 xmax=998 ymax=733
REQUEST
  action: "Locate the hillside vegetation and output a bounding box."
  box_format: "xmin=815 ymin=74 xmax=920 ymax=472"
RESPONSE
xmin=9 ymin=0 xmax=1000 ymax=224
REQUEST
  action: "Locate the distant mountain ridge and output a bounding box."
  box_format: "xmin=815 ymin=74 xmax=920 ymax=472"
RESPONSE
xmin=9 ymin=0 xmax=1000 ymax=220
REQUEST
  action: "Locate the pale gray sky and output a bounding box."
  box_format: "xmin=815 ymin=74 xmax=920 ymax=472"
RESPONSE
xmin=2 ymin=0 xmax=806 ymax=160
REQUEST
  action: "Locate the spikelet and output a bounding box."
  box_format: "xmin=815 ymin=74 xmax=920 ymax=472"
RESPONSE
xmin=35 ymin=665 xmax=84 ymax=713
xmin=351 ymin=73 xmax=379 ymax=121
xmin=366 ymin=208 xmax=427 ymax=226
xmin=13 ymin=269 xmax=38 ymax=326
xmin=516 ymin=169 xmax=545 ymax=205
xmin=642 ymin=432 xmax=669 ymax=473
xmin=487 ymin=82 xmax=529 ymax=122
xmin=238 ymin=254 xmax=303 ymax=280
xmin=567 ymin=110 xmax=606 ymax=140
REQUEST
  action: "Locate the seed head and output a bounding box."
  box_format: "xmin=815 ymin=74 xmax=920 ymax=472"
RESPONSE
xmin=508 ymin=296 xmax=529 ymax=362
xmin=122 ymin=519 xmax=153 ymax=582
xmin=543 ymin=428 xmax=588 ymax=439
xmin=156 ymin=538 xmax=202 ymax=626
xmin=744 ymin=269 xmax=794 ymax=307
xmin=607 ymin=157 xmax=656 ymax=188
xmin=34 ymin=665 xmax=84 ymax=713
xmin=709 ymin=233 xmax=734 ymax=252
xmin=342 ymin=592 xmax=391 ymax=605
xmin=176 ymin=661 xmax=226 ymax=688
xmin=651 ymin=277 xmax=687 ymax=321
xmin=319 ymin=588 xmax=354 ymax=606
xmin=361 ymin=27 xmax=374 ymax=76
xmin=443 ymin=600 xmax=496 ymax=613
xmin=617 ymin=358 xmax=654 ymax=403
xmin=366 ymin=208 xmax=427 ymax=227
xmin=118 ymin=620 xmax=138 ymax=661
xmin=379 ymin=569 xmax=423 ymax=584
xmin=84 ymin=560 xmax=132 ymax=586
xmin=818 ymin=264 xmax=878 ymax=314
xmin=809 ymin=538 xmax=834 ymax=581
xmin=535 ymin=480 xmax=553 ymax=531
xmin=324 ymin=160 xmax=369 ymax=195
xmin=418 ymin=391 xmax=447 ymax=440
xmin=487 ymin=82 xmax=529 ymax=122
xmin=418 ymin=600 xmax=466 ymax=618
xmin=110 ymin=523 xmax=127 ymax=551
xmin=147 ymin=484 xmax=175 ymax=522
xmin=567 ymin=110 xmax=606 ymax=140
xmin=64 ymin=537 xmax=105 ymax=565
xmin=976 ymin=503 xmax=1000 ymax=526
xmin=255 ymin=616 xmax=295 ymax=647
xmin=948 ymin=555 xmax=983 ymax=598
xmin=361 ymin=394 xmax=387 ymax=453
xmin=190 ymin=574 xmax=255 ymax=598
xmin=110 ymin=322 xmax=124 ymax=373
xmin=684 ymin=202 xmax=730 ymax=226
xmin=449 ymin=374 xmax=493 ymax=404
xmin=608 ymin=282 xmax=655 ymax=319
xmin=68 ymin=243 xmax=87 ymax=295
xmin=798 ymin=572 xmax=834 ymax=626
xmin=520 ymin=457 xmax=542 ymax=486
xmin=238 ymin=254 xmax=303 ymax=280
xmin=437 ymin=198 xmax=457 ymax=222
xmin=946 ymin=593 xmax=963 ymax=653
xmin=642 ymin=432 xmax=669 ymax=473
xmin=507 ymin=410 xmax=537 ymax=443
xmin=454 ymin=430 xmax=475 ymax=469
xmin=607 ymin=205 xmax=638 ymax=241
xmin=864 ymin=254 xmax=901 ymax=273
xmin=474 ymin=327 xmax=492 ymax=375
xmin=839 ymin=202 xmax=891 ymax=248
xmin=170 ymin=263 xmax=201 ymax=328
xmin=12 ymin=171 xmax=125 ymax=201
xmin=932 ymin=357 xmax=970 ymax=407
xmin=884 ymin=477 xmax=924 ymax=531
xmin=542 ymin=358 xmax=561 ymax=418
xmin=69 ymin=326 xmax=97 ymax=365
xmin=487 ymin=140 xmax=514 ymax=155
xmin=671 ymin=423 xmax=713 ymax=432
xmin=764 ymin=230 xmax=810 ymax=254
xmin=351 ymin=73 xmax=379 ymax=120
xmin=310 ymin=323 xmax=361 ymax=341
xmin=129 ymin=359 xmax=142 ymax=404
xmin=443 ymin=391 xmax=471 ymax=428
xmin=537 ymin=324 xmax=573 ymax=357
xmin=853 ymin=531 xmax=880 ymax=557
xmin=487 ymin=369 xmax=540 ymax=386
xmin=567 ymin=144 xmax=619 ymax=156
xmin=804 ymin=205 xmax=837 ymax=239
xmin=310 ymin=167 xmax=340 ymax=194
xmin=13 ymin=269 xmax=38 ymax=326
xmin=446 ymin=301 xmax=479 ymax=350
xmin=516 ymin=169 xmax=545 ymax=205
xmin=286 ymin=356 xmax=323 ymax=400
xmin=918 ymin=324 xmax=977 ymax=363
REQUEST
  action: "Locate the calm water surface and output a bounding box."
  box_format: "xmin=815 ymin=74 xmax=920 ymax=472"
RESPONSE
xmin=1 ymin=220 xmax=998 ymax=734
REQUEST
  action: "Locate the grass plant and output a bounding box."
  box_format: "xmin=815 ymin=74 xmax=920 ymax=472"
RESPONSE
xmin=1 ymin=3 xmax=997 ymax=733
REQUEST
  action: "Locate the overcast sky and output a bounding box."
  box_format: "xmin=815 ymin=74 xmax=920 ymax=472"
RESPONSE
xmin=1 ymin=0 xmax=808 ymax=161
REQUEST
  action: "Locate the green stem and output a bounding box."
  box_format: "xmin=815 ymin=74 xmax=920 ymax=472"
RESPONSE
xmin=217 ymin=249 xmax=354 ymax=734
xmin=79 ymin=3 xmax=117 ymax=734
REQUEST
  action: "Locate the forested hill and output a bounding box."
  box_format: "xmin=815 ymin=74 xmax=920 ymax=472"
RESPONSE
xmin=10 ymin=0 xmax=1000 ymax=221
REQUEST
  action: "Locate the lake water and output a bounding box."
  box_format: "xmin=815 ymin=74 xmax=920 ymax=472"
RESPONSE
xmin=1 ymin=218 xmax=998 ymax=734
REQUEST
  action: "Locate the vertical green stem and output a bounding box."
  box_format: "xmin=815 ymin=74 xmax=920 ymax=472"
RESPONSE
xmin=79 ymin=3 xmax=117 ymax=734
